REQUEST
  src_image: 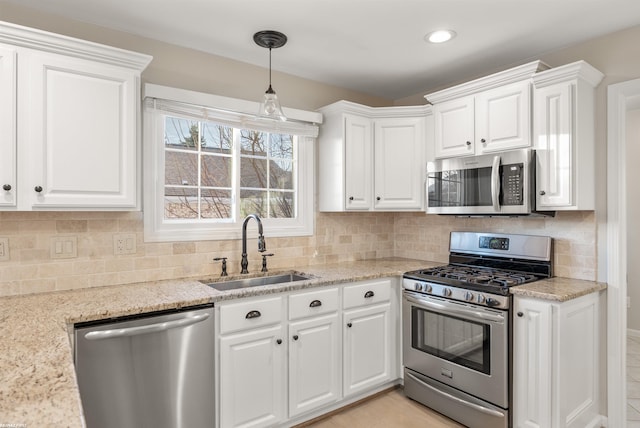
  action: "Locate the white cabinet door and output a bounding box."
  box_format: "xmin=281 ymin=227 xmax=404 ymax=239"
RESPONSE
xmin=0 ymin=45 xmax=16 ymax=208
xmin=219 ymin=324 xmax=286 ymax=428
xmin=513 ymin=293 xmax=601 ymax=428
xmin=288 ymin=313 xmax=341 ymax=417
xmin=344 ymin=114 xmax=373 ymax=210
xmin=476 ymin=81 xmax=531 ymax=154
xmin=343 ymin=303 xmax=391 ymax=397
xmin=19 ymin=51 xmax=139 ymax=209
xmin=434 ymin=96 xmax=475 ymax=158
xmin=534 ymin=82 xmax=574 ymax=208
xmin=513 ymin=297 xmax=552 ymax=428
xmin=374 ymin=117 xmax=424 ymax=210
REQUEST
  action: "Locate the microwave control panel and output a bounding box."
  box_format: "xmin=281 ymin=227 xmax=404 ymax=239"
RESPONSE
xmin=501 ymin=163 xmax=524 ymax=205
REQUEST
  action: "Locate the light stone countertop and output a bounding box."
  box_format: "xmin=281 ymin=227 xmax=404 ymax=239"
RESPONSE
xmin=0 ymin=257 xmax=605 ymax=426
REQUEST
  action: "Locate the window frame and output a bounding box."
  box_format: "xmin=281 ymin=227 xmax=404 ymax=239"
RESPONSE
xmin=143 ymin=84 xmax=319 ymax=242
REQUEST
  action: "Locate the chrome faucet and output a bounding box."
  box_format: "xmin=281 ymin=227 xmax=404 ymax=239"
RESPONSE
xmin=241 ymin=214 xmax=266 ymax=274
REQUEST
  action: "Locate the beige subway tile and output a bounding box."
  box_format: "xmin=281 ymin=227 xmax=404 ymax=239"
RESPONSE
xmin=20 ymin=279 xmax=55 ymax=295
xmin=173 ymin=242 xmax=196 ymax=254
xmin=56 ymin=220 xmax=88 ymax=233
xmin=19 ymin=248 xmax=50 ymax=263
xmin=38 ymin=262 xmax=73 ymax=278
xmin=88 ymin=272 xmax=122 ymax=287
xmin=144 ymin=243 xmax=173 ymax=256
xmin=87 ymin=219 xmax=118 ymax=232
xmin=57 ymin=275 xmax=90 ymax=291
xmin=73 ymin=260 xmax=105 ymax=275
xmin=104 ymin=258 xmax=135 ymax=273
xmin=0 ymin=281 xmax=21 ymax=297
xmin=135 ymin=257 xmax=160 ymax=270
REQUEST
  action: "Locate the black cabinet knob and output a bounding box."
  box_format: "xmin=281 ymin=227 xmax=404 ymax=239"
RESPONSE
xmin=293 ymin=335 xmax=299 ymax=341
xmin=2 ymin=184 xmax=10 ymax=191
xmin=466 ymin=141 xmax=471 ymax=146
xmin=539 ymin=190 xmax=546 ymax=196
xmin=481 ymin=138 xmax=486 ymax=143
xmin=376 ymin=196 xmax=381 ymax=201
xmin=517 ymin=312 xmax=524 ymax=317
xmin=347 ymin=322 xmax=352 ymax=328
xmin=276 ymin=339 xmax=282 ymax=345
xmin=348 ymin=196 xmax=354 ymax=201
xmin=34 ymin=186 xmax=43 ymax=193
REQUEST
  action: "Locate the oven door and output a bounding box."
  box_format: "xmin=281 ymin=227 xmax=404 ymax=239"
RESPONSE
xmin=402 ymin=290 xmax=509 ymax=408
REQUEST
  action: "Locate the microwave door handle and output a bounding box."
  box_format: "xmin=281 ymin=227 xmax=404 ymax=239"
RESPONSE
xmin=491 ymin=155 xmax=501 ymax=211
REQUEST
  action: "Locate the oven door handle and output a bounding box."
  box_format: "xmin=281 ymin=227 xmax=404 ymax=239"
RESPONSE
xmin=405 ymin=371 xmax=506 ymax=419
xmin=491 ymin=155 xmax=501 ymax=212
xmin=404 ymin=293 xmax=505 ymax=324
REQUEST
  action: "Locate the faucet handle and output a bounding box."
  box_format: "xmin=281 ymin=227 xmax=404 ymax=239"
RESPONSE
xmin=213 ymin=257 xmax=228 ymax=277
xmin=261 ymin=253 xmax=275 ymax=273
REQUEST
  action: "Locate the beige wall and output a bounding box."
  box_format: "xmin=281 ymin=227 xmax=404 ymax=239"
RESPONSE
xmin=0 ymin=4 xmax=632 ymax=296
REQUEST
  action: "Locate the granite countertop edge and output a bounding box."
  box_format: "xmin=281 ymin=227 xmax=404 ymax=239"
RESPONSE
xmin=0 ymin=258 xmax=606 ymax=426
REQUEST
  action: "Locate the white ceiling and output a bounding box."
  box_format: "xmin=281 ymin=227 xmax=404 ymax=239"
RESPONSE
xmin=6 ymin=0 xmax=640 ymax=100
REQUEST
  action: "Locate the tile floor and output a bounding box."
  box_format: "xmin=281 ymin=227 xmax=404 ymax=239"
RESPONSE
xmin=628 ymin=334 xmax=640 ymax=426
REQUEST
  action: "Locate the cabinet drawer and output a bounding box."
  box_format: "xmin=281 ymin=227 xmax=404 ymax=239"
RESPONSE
xmin=219 ymin=296 xmax=283 ymax=335
xmin=289 ymin=287 xmax=339 ymax=321
xmin=343 ymin=279 xmax=391 ymax=310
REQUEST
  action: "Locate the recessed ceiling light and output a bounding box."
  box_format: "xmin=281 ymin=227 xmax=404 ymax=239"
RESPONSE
xmin=425 ymin=30 xmax=457 ymax=44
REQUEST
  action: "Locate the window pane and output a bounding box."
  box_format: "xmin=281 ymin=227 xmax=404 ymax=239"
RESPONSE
xmin=165 ymin=117 xmax=199 ymax=150
xmin=241 ymin=130 xmax=266 ymax=155
xmin=201 ymin=154 xmax=232 ymax=187
xmin=269 ymin=160 xmax=293 ymax=190
xmin=270 ymin=192 xmax=295 ymax=218
xmin=165 ymin=151 xmax=198 ymax=186
xmin=165 ymin=187 xmax=198 ymax=219
xmin=201 ymin=189 xmax=232 ymax=219
xmin=241 ymin=158 xmax=268 ymax=188
xmin=240 ymin=189 xmax=267 ymax=217
xmin=269 ymin=133 xmax=293 ymax=159
xmin=202 ymin=122 xmax=233 ymax=154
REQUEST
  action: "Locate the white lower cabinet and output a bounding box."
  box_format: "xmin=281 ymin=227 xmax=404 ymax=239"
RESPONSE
xmin=342 ymin=278 xmax=393 ymax=397
xmin=513 ymin=292 xmax=602 ymax=428
xmin=217 ymin=279 xmax=396 ymax=427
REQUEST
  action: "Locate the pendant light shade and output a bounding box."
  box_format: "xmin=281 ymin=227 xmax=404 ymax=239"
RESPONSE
xmin=254 ymin=30 xmax=287 ymax=121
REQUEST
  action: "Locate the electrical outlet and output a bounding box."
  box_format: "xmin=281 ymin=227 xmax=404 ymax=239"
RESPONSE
xmin=0 ymin=237 xmax=9 ymax=261
xmin=114 ymin=233 xmax=136 ymax=255
xmin=50 ymin=236 xmax=78 ymax=259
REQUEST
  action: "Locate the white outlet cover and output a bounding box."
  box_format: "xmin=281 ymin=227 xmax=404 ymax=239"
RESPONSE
xmin=113 ymin=233 xmax=136 ymax=255
xmin=0 ymin=237 xmax=9 ymax=261
xmin=50 ymin=236 xmax=78 ymax=259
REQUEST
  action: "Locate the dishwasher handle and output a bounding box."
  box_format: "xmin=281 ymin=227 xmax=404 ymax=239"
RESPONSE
xmin=84 ymin=312 xmax=211 ymax=340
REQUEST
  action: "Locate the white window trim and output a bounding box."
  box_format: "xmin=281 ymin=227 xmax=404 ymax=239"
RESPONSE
xmin=143 ymin=84 xmax=321 ymax=242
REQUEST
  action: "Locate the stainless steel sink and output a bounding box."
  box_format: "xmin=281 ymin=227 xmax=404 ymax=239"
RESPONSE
xmin=205 ymin=272 xmax=311 ymax=291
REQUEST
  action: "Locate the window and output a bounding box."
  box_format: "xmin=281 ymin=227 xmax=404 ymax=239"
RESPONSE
xmin=143 ymin=85 xmax=319 ymax=242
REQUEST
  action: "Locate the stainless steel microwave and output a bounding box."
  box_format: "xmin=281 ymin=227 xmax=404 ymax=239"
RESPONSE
xmin=426 ymin=149 xmax=540 ymax=216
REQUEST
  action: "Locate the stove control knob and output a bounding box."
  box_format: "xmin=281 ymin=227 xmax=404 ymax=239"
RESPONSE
xmin=441 ymin=288 xmax=452 ymax=297
xmin=464 ymin=292 xmax=474 ymax=302
xmin=415 ymin=283 xmax=423 ymax=291
xmin=477 ymin=294 xmax=486 ymax=304
xmin=485 ymin=298 xmax=500 ymax=307
xmin=424 ymin=284 xmax=432 ymax=293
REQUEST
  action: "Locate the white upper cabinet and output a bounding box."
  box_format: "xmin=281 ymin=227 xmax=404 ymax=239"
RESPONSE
xmin=318 ymin=101 xmax=429 ymax=212
xmin=427 ymin=61 xmax=548 ymax=159
xmin=0 ymin=21 xmax=151 ymax=211
xmin=532 ymin=61 xmax=603 ymax=210
xmin=0 ymin=45 xmax=16 ymax=208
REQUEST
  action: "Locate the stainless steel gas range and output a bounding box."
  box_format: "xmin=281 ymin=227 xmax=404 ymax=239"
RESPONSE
xmin=402 ymin=231 xmax=552 ymax=428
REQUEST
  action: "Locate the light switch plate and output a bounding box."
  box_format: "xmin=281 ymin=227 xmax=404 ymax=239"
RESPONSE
xmin=0 ymin=237 xmax=9 ymax=261
xmin=51 ymin=236 xmax=78 ymax=259
xmin=114 ymin=233 xmax=136 ymax=255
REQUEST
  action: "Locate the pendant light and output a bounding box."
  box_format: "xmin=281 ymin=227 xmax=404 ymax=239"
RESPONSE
xmin=254 ymin=30 xmax=287 ymax=121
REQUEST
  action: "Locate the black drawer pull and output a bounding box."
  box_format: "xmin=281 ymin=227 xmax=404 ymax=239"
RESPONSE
xmin=309 ymin=300 xmax=322 ymax=308
xmin=364 ymin=290 xmax=375 ymax=298
xmin=245 ymin=310 xmax=261 ymax=319
xmin=347 ymin=322 xmax=353 ymax=328
xmin=276 ymin=339 xmax=282 ymax=345
xmin=293 ymin=335 xmax=299 ymax=341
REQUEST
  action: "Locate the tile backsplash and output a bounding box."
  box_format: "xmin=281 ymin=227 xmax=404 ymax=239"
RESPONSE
xmin=0 ymin=210 xmax=595 ymax=296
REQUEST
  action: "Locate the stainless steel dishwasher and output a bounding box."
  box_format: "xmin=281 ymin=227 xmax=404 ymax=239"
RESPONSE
xmin=74 ymin=304 xmax=215 ymax=428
